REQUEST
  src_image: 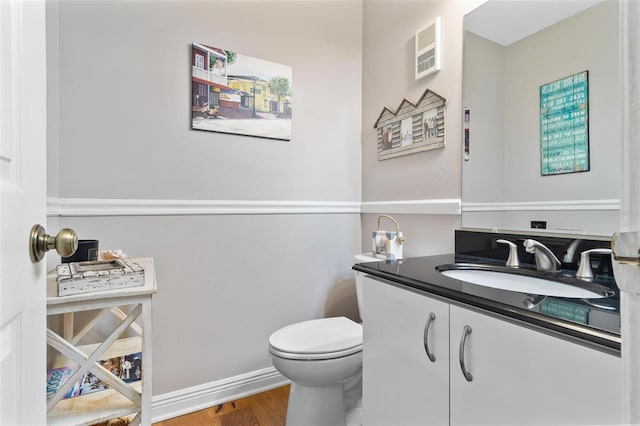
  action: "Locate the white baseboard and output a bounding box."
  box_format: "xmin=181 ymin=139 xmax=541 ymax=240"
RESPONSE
xmin=151 ymin=367 xmax=289 ymax=423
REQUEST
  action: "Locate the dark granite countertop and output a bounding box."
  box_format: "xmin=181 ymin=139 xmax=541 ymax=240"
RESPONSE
xmin=353 ymin=253 xmax=621 ymax=354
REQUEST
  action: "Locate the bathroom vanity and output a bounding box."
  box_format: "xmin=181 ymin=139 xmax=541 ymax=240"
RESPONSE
xmin=354 ymin=231 xmax=622 ymax=426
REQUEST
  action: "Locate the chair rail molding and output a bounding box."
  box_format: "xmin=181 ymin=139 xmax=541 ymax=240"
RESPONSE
xmin=47 ymin=197 xmax=465 ymax=216
xmin=47 ymin=197 xmax=361 ymax=216
xmin=48 ymin=198 xmax=618 ymax=217
xmin=360 ymin=199 xmax=461 ymax=215
xmin=462 ymin=199 xmax=620 ymax=212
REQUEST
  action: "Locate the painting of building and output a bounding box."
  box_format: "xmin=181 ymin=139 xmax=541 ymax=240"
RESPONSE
xmin=191 ymin=42 xmax=293 ymax=141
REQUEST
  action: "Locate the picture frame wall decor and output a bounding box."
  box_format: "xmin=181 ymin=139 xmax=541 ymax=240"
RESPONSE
xmin=191 ymin=42 xmax=293 ymax=141
xmin=539 ymin=71 xmax=589 ymax=175
xmin=374 ymin=88 xmax=447 ymax=160
xmin=415 ymin=16 xmax=442 ymax=80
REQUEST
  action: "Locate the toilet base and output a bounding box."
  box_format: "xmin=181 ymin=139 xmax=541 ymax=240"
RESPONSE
xmin=286 ymin=382 xmax=347 ymax=426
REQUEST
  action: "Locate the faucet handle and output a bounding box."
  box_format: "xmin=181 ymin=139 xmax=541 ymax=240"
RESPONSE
xmin=577 ymin=248 xmax=612 ymax=279
xmin=496 ymin=239 xmax=520 ymax=268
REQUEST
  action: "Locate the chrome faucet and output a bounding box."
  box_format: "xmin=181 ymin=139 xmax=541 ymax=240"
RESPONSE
xmin=576 ymin=248 xmax=612 ymax=279
xmin=523 ymin=239 xmax=561 ymax=272
xmin=496 ymin=239 xmax=520 ymax=268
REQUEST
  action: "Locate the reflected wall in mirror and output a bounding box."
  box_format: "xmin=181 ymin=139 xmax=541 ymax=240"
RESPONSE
xmin=461 ymin=0 xmax=620 ymax=237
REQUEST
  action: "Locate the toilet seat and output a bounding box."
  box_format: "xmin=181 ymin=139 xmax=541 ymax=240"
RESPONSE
xmin=269 ymin=317 xmax=362 ymax=361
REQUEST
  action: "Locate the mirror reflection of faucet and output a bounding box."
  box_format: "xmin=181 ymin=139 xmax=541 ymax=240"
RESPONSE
xmin=523 ymin=294 xmax=547 ymax=309
xmin=562 ymin=239 xmax=584 ymax=265
xmin=523 ymin=239 xmax=562 ymax=272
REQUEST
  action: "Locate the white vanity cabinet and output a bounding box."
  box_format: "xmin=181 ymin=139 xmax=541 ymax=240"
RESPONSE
xmin=449 ymin=304 xmax=623 ymax=425
xmin=362 ymin=276 xmax=450 ymax=426
xmin=362 ymin=276 xmax=623 ymax=426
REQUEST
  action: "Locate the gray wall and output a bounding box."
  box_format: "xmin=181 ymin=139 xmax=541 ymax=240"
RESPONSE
xmin=46 ymin=0 xmax=363 ymax=397
xmin=50 ymin=0 xmax=362 ymax=201
xmin=361 ymin=1 xmax=482 ymax=256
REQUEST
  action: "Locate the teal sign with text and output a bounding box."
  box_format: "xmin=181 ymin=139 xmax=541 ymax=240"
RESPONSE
xmin=540 ymin=299 xmax=589 ymax=325
xmin=540 ymin=71 xmax=589 ymax=176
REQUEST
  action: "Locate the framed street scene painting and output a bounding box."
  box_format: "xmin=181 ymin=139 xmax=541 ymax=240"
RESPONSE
xmin=191 ymin=42 xmax=293 ymax=141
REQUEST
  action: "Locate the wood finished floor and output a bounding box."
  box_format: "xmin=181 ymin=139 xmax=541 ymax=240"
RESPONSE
xmin=153 ymin=385 xmax=290 ymax=426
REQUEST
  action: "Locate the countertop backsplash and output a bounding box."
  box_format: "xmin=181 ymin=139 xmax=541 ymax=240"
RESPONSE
xmin=455 ymin=229 xmax=615 ymax=280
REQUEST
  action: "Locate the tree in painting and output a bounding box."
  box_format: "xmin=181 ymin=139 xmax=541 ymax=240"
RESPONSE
xmin=269 ymin=76 xmax=291 ymax=118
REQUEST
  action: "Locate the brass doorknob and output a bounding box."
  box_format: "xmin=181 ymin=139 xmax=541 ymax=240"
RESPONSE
xmin=29 ymin=224 xmax=78 ymax=263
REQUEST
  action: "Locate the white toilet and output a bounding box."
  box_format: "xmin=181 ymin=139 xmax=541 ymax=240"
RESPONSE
xmin=268 ymin=253 xmax=382 ymax=426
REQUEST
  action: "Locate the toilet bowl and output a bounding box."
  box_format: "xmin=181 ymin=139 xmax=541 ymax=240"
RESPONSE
xmin=268 ymin=253 xmax=382 ymax=426
xmin=269 ymin=317 xmax=362 ymax=426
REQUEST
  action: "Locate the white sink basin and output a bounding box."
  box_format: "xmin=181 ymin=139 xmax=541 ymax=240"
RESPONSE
xmin=439 ymin=268 xmax=607 ymax=299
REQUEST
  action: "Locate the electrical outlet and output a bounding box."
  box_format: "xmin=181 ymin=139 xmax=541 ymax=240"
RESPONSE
xmin=531 ymin=221 xmax=547 ymax=229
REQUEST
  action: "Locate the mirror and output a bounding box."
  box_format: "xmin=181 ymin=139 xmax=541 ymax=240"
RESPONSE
xmin=461 ymin=0 xmax=620 ymax=237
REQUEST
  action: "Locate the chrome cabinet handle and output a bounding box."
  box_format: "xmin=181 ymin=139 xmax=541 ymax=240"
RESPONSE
xmin=423 ymin=313 xmax=436 ymax=362
xmin=459 ymin=325 xmax=473 ymax=382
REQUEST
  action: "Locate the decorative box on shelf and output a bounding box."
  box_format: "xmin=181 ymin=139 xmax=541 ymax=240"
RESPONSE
xmin=56 ymin=258 xmax=145 ymax=296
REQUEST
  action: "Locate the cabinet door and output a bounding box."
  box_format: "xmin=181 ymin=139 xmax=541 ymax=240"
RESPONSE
xmin=362 ymin=277 xmax=450 ymax=426
xmin=450 ymin=305 xmax=623 ymax=425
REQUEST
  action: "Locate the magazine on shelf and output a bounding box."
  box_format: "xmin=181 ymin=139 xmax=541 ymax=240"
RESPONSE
xmin=47 ymin=352 xmax=142 ymax=400
xmin=46 ymin=365 xmax=80 ymax=400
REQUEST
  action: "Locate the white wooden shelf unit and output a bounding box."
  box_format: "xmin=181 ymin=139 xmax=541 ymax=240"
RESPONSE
xmin=46 ymin=257 xmax=157 ymax=426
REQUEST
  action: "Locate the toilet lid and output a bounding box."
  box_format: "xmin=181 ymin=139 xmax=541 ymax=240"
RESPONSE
xmin=269 ymin=317 xmax=362 ymax=359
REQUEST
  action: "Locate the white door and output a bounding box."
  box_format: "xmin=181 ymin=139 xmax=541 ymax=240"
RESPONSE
xmin=0 ymin=1 xmax=48 ymax=424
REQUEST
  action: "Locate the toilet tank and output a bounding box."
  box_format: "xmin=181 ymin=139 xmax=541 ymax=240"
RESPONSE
xmin=354 ymin=253 xmax=383 ymax=321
